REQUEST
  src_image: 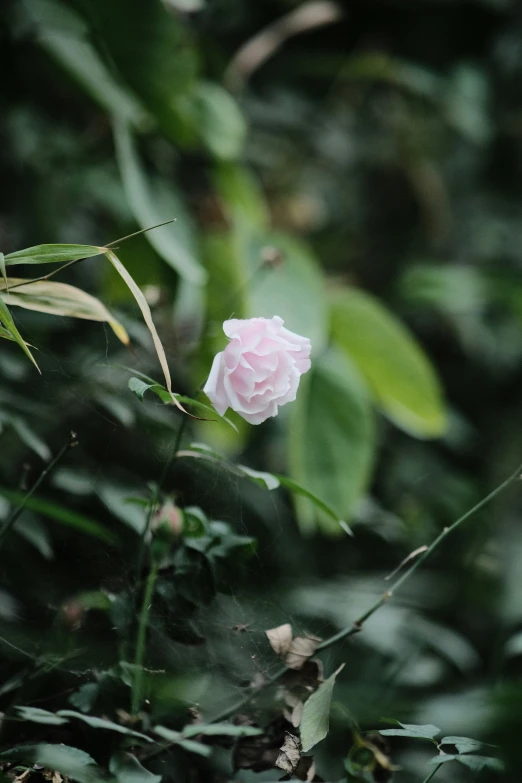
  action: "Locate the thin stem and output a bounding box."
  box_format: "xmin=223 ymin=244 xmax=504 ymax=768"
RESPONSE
xmin=206 ymin=460 xmax=522 ymax=723
xmin=5 ymin=259 xmax=84 ymax=291
xmin=106 ymin=219 xmax=176 ymax=248
xmin=421 ymin=763 xmax=443 ymax=783
xmin=131 ymin=560 xmax=159 ymax=715
xmin=0 ymin=432 xmax=77 ymax=552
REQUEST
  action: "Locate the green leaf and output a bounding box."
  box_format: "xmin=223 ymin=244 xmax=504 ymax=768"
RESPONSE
xmin=0 ymin=297 xmax=39 ymax=371
xmin=330 ymin=287 xmax=446 ymax=438
xmin=275 ymin=475 xmax=352 ymax=535
xmin=17 ymin=706 xmax=68 ymax=725
xmin=109 ymin=753 xmax=161 ymax=783
xmin=0 ymin=744 xmax=112 ymax=783
xmin=19 ymin=0 xmax=149 ymax=127
xmin=153 ymin=725 xmax=211 ymax=757
xmin=288 ymin=350 xmax=375 ymax=534
xmin=440 ymin=736 xmax=485 ymax=754
xmin=5 ymin=243 xmax=105 ymax=266
xmin=15 ymin=515 xmax=54 ymax=560
xmin=181 ymin=723 xmax=262 ymax=738
xmin=247 ymin=233 xmax=328 ymax=355
xmin=430 ymin=754 xmax=504 ymax=772
xmin=113 ymin=120 xmax=205 ymax=285
xmin=300 ymin=665 xmax=344 ymax=753
xmin=105 ymin=250 xmax=187 ymax=416
xmin=380 ymin=722 xmax=440 ymax=740
xmin=237 ymin=465 xmax=280 ymax=491
xmin=126 ymin=374 xmax=238 ymax=430
xmin=69 ymin=683 xmax=99 ymax=713
xmin=193 ymin=81 xmax=246 ymax=160
xmin=0 ymin=488 xmax=116 ymax=545
xmin=1 ymin=279 xmax=129 ymax=345
xmin=56 ymin=710 xmax=152 ymax=742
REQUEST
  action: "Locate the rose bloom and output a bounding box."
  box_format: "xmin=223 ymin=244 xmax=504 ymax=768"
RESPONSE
xmin=204 ymin=316 xmax=311 ymax=424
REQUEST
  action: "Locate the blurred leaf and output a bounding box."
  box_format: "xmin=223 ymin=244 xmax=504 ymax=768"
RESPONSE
xmin=0 ymin=253 xmax=6 ymax=288
xmin=193 ymin=81 xmax=246 ymax=160
xmin=162 ymin=0 xmax=205 ymax=10
xmin=0 ymin=744 xmax=112 ymax=783
xmin=1 ymin=279 xmax=129 ymax=345
xmin=20 ymin=0 xmax=149 ymax=127
xmin=17 ymin=706 xmax=68 ymax=725
xmin=153 ymin=725 xmax=211 ymax=756
xmin=380 ymin=721 xmax=440 ymax=740
xmin=3 ymin=414 xmax=51 ymax=461
xmin=247 ymin=233 xmax=328 ymax=354
xmin=213 ymin=163 xmax=269 ymax=231
xmin=288 ymin=350 xmax=375 ymax=533
xmin=330 ymin=287 xmax=446 ymax=438
xmin=15 ymin=515 xmax=54 ymax=559
xmin=56 ymin=710 xmax=152 ymax=741
xmin=300 ymin=665 xmax=344 ymax=752
xmin=5 ymin=243 xmax=105 ymax=265
xmin=69 ymin=683 xmax=99 ymax=713
xmin=113 ymin=120 xmax=205 ymax=285
xmin=182 ymin=723 xmax=262 ymax=738
xmin=105 ymin=250 xmax=187 ymax=414
xmin=440 ymin=736 xmax=484 ymax=754
xmin=109 ymin=753 xmax=161 ymax=783
xmin=0 ymin=488 xmax=116 ymax=544
xmin=0 ymin=297 xmax=39 ymax=370
xmin=430 ymin=754 xmax=504 ymax=772
xmin=83 ymin=0 xmax=198 ymax=138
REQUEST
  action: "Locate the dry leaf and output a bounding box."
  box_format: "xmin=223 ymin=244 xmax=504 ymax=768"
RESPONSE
xmin=276 ymin=732 xmax=301 ymax=776
xmin=285 ymin=635 xmax=321 ymax=670
xmin=265 ymin=623 xmax=293 ymax=656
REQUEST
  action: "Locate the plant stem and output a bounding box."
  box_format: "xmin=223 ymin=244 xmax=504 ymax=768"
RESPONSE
xmin=0 ymin=432 xmax=77 ymax=552
xmin=421 ymin=763 xmax=443 ymax=783
xmin=131 ymin=559 xmax=159 ymax=715
xmin=208 ymin=460 xmax=522 ymax=723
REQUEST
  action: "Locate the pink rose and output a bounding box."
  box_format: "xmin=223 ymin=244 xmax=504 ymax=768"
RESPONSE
xmin=204 ymin=316 xmax=311 ymax=424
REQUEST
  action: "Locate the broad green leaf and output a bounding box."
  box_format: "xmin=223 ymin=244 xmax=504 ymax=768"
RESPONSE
xmin=109 ymin=753 xmax=161 ymax=783
xmin=275 ymin=475 xmax=352 ymax=535
xmin=380 ymin=721 xmax=440 ymax=740
xmin=113 ymin=120 xmax=205 ymax=285
xmin=430 ymin=754 xmax=504 ymax=772
xmin=0 ymin=488 xmax=116 ymax=545
xmin=300 ymin=665 xmax=344 ymax=753
xmin=330 ymin=287 xmax=446 ymax=438
xmin=193 ymin=81 xmax=246 ymax=160
xmin=246 ymin=233 xmax=328 ymax=354
xmin=5 ymin=243 xmax=105 ymax=266
xmin=181 ymin=723 xmax=262 ymax=739
xmin=57 ymin=710 xmax=152 ymax=742
xmin=440 ymin=736 xmax=484 ymax=754
xmin=288 ymin=350 xmax=375 ymax=534
xmin=214 ymin=163 xmax=269 ymax=231
xmin=1 ymin=279 xmax=129 ymax=345
xmin=0 ymin=744 xmax=112 ymax=783
xmin=238 ymin=465 xmax=280 ymax=491
xmin=105 ymin=250 xmax=187 ymax=415
xmin=153 ymin=725 xmax=211 ymax=757
xmin=69 ymin=683 xmax=99 ymax=713
xmin=17 ymin=706 xmax=68 ymax=725
xmin=20 ymin=0 xmax=149 ymax=127
xmin=0 ymin=297 xmax=39 ymax=371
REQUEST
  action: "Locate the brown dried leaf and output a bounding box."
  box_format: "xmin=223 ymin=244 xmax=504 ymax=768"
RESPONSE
xmin=285 ymin=635 xmax=321 ymax=670
xmin=265 ymin=623 xmax=293 ymax=656
xmin=276 ymin=732 xmax=301 ymax=776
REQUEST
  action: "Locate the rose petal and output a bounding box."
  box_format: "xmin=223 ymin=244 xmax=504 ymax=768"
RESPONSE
xmin=203 ymin=351 xmax=229 ymax=415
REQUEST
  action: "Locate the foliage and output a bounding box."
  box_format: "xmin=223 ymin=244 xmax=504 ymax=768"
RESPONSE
xmin=2 ymin=0 xmax=522 ymax=781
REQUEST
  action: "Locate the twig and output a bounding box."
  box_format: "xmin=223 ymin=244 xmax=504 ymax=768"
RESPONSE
xmin=131 ymin=560 xmax=159 ymax=715
xmin=0 ymin=431 xmax=78 ymax=552
xmin=206 ymin=460 xmax=522 ymax=723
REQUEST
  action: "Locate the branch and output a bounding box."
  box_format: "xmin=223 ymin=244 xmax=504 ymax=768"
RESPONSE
xmin=209 ymin=459 xmax=522 ymax=722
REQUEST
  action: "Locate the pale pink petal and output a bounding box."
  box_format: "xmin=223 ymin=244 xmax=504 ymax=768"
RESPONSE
xmin=203 ymin=352 xmax=228 ymax=415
